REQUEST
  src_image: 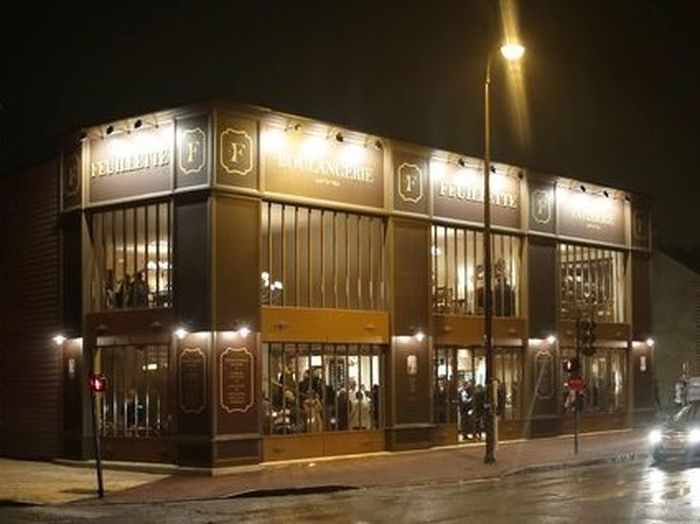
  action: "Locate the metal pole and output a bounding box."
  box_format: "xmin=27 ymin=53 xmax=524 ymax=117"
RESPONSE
xmin=483 ymin=54 xmax=496 ymax=465
xmin=574 ymin=318 xmax=580 ymax=455
xmin=89 ymin=348 xmax=105 ymax=498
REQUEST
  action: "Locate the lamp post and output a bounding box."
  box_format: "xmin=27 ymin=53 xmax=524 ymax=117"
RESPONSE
xmin=483 ymin=42 xmax=524 ymax=465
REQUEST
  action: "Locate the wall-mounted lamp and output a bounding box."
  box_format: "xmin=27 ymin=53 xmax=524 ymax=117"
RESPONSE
xmin=174 ymin=327 xmax=188 ymax=340
xmin=285 ymin=122 xmax=301 ymax=132
xmin=579 ymin=184 xmax=586 ymax=192
xmin=457 ymin=158 xmax=466 ymax=167
xmin=335 ymin=132 xmax=344 ymax=143
xmin=52 ymin=334 xmax=67 ymax=346
xmin=414 ymin=331 xmax=425 ymax=342
xmin=373 ymin=139 xmax=383 ymax=150
xmin=546 ymin=334 xmax=557 ymax=345
xmin=105 ymin=125 xmax=114 ymax=136
xmin=133 ymin=119 xmax=143 ymax=130
xmin=603 ymin=190 xmax=610 ymax=198
xmin=646 ymin=337 xmax=655 ymax=347
xmin=237 ymin=326 xmax=251 ymax=337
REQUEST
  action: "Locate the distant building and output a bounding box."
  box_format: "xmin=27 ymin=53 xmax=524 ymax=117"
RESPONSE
xmin=652 ymin=252 xmax=700 ymax=409
xmin=1 ymin=102 xmax=654 ymax=468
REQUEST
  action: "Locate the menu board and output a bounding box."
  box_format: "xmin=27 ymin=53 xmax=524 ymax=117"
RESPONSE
xmin=179 ymin=347 xmax=206 ymax=414
xmin=219 ymin=347 xmax=254 ymax=413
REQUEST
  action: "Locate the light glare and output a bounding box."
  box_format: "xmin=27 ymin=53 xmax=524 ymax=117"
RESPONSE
xmin=501 ymin=43 xmax=525 ymax=61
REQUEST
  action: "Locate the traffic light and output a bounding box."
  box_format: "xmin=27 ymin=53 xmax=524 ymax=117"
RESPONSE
xmin=577 ymin=319 xmax=597 ymax=356
xmin=563 ymin=357 xmax=580 ymax=374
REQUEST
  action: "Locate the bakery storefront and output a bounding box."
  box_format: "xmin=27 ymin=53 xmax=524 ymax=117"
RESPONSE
xmin=57 ymin=103 xmax=654 ymax=468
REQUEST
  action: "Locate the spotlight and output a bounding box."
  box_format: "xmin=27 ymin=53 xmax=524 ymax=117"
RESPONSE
xmin=457 ymin=158 xmax=466 ymax=167
xmin=646 ymin=337 xmax=655 ymax=347
xmin=580 ymin=184 xmax=586 ymax=192
xmin=414 ymin=331 xmax=425 ymax=342
xmin=134 ymin=119 xmax=143 ymax=130
xmin=238 ymin=326 xmax=251 ymax=337
xmin=603 ymin=190 xmax=609 ymax=198
xmin=335 ymin=132 xmax=344 ymax=143
xmin=52 ymin=334 xmax=67 ymax=346
xmin=174 ymin=327 xmax=188 ymax=340
xmin=106 ymin=125 xmax=114 ymax=135
xmin=546 ymin=334 xmax=557 ymax=345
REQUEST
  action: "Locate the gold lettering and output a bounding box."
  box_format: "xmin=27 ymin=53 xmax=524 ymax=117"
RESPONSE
xmin=230 ymin=142 xmax=246 ymax=163
xmin=187 ymin=142 xmax=199 ymax=163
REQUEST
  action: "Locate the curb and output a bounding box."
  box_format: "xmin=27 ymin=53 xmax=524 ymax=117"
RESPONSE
xmin=503 ymin=451 xmax=649 ymax=478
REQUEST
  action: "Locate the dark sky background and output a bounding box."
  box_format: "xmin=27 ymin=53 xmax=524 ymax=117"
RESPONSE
xmin=2 ymin=1 xmax=699 ymax=267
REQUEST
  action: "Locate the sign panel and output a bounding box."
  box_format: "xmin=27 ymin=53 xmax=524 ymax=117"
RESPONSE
xmin=179 ymin=347 xmax=206 ymax=414
xmin=88 ymin=123 xmax=174 ymax=203
xmin=219 ymin=347 xmax=254 ymax=413
xmin=262 ymin=126 xmax=384 ymax=208
xmin=557 ymin=187 xmax=625 ymax=246
xmin=534 ymin=350 xmax=553 ymax=400
xmin=175 ymin=115 xmax=209 ymax=189
xmin=527 ymin=178 xmax=556 ymax=234
xmin=393 ymin=150 xmax=429 ymax=214
xmin=431 ymin=160 xmax=521 ymax=228
xmin=216 ymin=112 xmax=258 ymax=189
xmin=62 ymin=141 xmax=82 ymax=210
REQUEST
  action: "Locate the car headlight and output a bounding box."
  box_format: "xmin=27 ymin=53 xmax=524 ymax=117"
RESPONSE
xmin=648 ymin=429 xmax=662 ymax=445
xmin=688 ymin=429 xmax=700 ymax=444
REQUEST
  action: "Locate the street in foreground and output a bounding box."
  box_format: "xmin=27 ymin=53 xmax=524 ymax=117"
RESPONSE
xmin=2 ymin=460 xmax=698 ymax=523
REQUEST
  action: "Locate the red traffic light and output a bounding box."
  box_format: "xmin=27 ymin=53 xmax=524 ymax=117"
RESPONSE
xmin=89 ymin=373 xmax=108 ymax=392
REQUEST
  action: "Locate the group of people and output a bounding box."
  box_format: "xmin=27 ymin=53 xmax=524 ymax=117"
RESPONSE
xmin=458 ymin=381 xmax=486 ymax=440
xmin=267 ymin=366 xmax=380 ymax=434
xmin=104 ymin=269 xmax=149 ymax=309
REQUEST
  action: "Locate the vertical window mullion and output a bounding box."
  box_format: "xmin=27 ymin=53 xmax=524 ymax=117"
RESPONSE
xmin=334 ymin=212 xmax=339 ymax=308
xmin=307 ymin=208 xmax=312 ymax=307
xmin=281 ymin=205 xmax=286 ymax=306
xmin=295 ymin=206 xmax=300 ymax=307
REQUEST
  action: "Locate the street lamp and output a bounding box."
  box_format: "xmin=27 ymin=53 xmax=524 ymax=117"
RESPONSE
xmin=483 ymin=41 xmax=525 ymax=465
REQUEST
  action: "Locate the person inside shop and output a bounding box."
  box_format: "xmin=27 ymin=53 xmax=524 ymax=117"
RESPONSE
xmin=349 ymin=389 xmax=372 ymax=430
xmin=473 ymin=384 xmax=486 ymax=440
xmin=458 ymin=380 xmax=475 ymax=439
xmin=371 ymin=383 xmax=380 ymax=428
xmin=303 ymin=389 xmax=324 ymax=432
xmin=104 ymin=269 xmax=116 ymax=310
xmin=130 ymin=270 xmax=149 ymax=308
xmin=493 ymin=259 xmax=515 ymax=317
xmin=336 ymin=387 xmax=349 ymax=430
xmin=114 ymin=274 xmax=131 ymax=309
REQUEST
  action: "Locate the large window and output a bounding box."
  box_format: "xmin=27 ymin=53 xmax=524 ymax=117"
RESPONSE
xmin=561 ymin=347 xmax=627 ymax=414
xmin=262 ymin=343 xmax=385 ymax=435
xmin=432 ymin=225 xmax=521 ymax=316
xmin=96 ymin=344 xmax=172 ymax=438
xmin=558 ymin=243 xmax=625 ymax=322
xmin=434 ymin=346 xmax=522 ymax=437
xmin=89 ymin=201 xmax=172 ymax=312
xmin=261 ymin=202 xmax=386 ymax=309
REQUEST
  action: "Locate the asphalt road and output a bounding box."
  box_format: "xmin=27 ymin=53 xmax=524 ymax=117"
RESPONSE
xmin=2 ymin=459 xmax=699 ymax=523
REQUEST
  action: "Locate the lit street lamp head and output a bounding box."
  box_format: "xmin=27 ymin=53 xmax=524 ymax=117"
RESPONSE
xmin=500 ymin=43 xmax=525 ymax=61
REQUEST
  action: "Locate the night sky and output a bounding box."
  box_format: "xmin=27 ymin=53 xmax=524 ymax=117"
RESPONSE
xmin=2 ymin=1 xmax=699 ymax=267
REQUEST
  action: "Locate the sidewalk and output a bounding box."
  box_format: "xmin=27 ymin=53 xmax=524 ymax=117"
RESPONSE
xmin=0 ymin=429 xmax=649 ymax=506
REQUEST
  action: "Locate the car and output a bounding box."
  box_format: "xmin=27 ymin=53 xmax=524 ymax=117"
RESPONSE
xmin=649 ymin=402 xmax=700 ymax=463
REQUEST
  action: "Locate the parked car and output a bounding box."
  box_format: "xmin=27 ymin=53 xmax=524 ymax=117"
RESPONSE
xmin=649 ymin=402 xmax=700 ymax=462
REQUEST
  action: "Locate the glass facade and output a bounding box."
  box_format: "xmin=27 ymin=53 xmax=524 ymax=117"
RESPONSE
xmin=432 ymin=225 xmax=521 ymax=316
xmin=95 ymin=344 xmax=172 ymax=438
xmin=561 ymin=347 xmax=627 ymax=414
xmin=434 ymin=346 xmax=523 ymax=437
xmin=262 ymin=343 xmax=385 ymax=434
xmin=89 ymin=201 xmax=172 ymax=312
xmin=261 ymin=202 xmax=387 ymax=309
xmin=558 ymin=243 xmax=626 ymax=322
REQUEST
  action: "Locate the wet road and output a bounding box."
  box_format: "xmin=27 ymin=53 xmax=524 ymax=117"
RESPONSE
xmin=3 ymin=460 xmax=700 ymax=523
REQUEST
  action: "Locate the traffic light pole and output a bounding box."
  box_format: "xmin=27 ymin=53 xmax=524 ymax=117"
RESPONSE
xmin=574 ymin=321 xmax=581 ymax=455
xmin=89 ymin=348 xmax=105 ymax=499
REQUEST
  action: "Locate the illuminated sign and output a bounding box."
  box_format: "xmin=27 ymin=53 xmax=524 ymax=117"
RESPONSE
xmin=431 ymin=160 xmax=521 ymax=228
xmin=557 ymin=187 xmax=624 ymax=245
xmin=262 ymin=126 xmax=384 ymax=208
xmin=88 ymin=123 xmax=174 ymax=203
